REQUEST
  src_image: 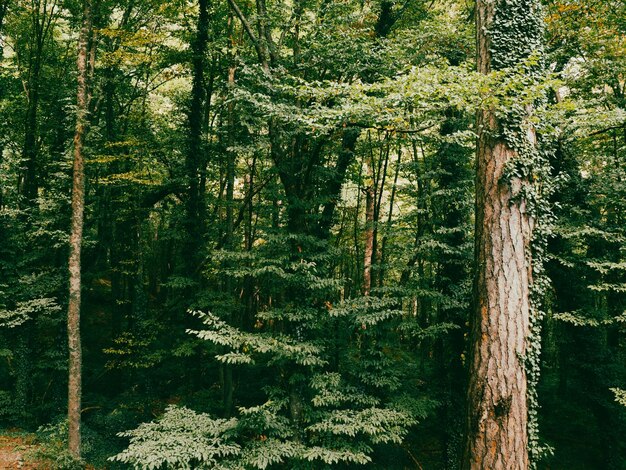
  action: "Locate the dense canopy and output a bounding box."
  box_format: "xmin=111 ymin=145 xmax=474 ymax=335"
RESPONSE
xmin=0 ymin=0 xmax=624 ymax=468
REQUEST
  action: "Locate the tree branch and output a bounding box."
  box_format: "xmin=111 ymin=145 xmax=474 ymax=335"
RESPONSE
xmin=349 ymin=122 xmax=436 ymax=134
xmin=588 ymin=123 xmax=626 ymax=137
xmin=226 ymin=0 xmax=268 ymax=69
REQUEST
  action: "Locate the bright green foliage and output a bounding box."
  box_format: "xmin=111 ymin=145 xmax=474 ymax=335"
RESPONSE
xmin=612 ymin=388 xmax=626 ymax=408
xmin=180 ymin=233 xmax=426 ymax=467
xmin=110 ymin=406 xmax=240 ymax=469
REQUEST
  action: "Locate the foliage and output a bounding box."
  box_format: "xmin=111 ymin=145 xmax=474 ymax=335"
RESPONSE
xmin=110 ymin=406 xmax=240 ymax=469
xmin=612 ymin=389 xmax=626 ymax=408
xmin=0 ymin=0 xmax=623 ymax=468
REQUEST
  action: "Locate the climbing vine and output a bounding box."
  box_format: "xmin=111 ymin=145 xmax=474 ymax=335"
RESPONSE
xmin=488 ymin=0 xmax=555 ymax=465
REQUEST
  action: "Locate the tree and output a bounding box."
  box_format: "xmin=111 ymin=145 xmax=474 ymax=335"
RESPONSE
xmin=67 ymin=0 xmax=94 ymax=458
xmin=463 ymin=0 xmax=544 ymax=468
xmin=539 ymin=2 xmax=626 ymax=467
xmin=183 ymin=0 xmax=210 ymax=275
xmin=2 ymin=0 xmax=626 ymax=468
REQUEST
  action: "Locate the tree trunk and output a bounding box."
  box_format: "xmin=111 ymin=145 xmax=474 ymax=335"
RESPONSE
xmin=462 ymin=1 xmax=537 ymax=468
xmin=362 ymin=181 xmax=374 ymax=296
xmin=67 ymin=0 xmax=93 ymax=458
xmin=0 ymin=0 xmax=8 ymax=209
xmin=317 ymin=128 xmax=359 ymax=239
xmin=463 ymin=114 xmax=532 ymax=470
xmin=184 ymin=0 xmax=210 ymax=274
xmin=21 ymin=49 xmax=42 ymax=202
xmin=20 ymin=0 xmax=58 ymax=203
xmin=377 ymin=145 xmax=401 ymax=287
xmin=222 ymin=52 xmax=237 ymax=418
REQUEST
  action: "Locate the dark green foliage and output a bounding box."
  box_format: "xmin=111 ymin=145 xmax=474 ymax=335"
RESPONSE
xmin=536 ymin=2 xmax=626 ymax=468
xmin=0 ymin=0 xmax=624 ymax=468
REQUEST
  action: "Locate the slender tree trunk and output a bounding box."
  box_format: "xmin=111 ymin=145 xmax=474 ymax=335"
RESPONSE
xmin=317 ymin=128 xmax=359 ymax=239
xmin=21 ymin=0 xmax=58 ymax=203
xmin=362 ymin=180 xmax=374 ymax=296
xmin=255 ymin=0 xmax=276 ymax=65
xmin=0 ymin=1 xmax=6 ymax=41
xmin=184 ymin=0 xmax=209 ymax=273
xmin=22 ymin=50 xmax=42 ymax=202
xmin=352 ymin=162 xmax=364 ymax=294
xmin=371 ymin=137 xmax=390 ymax=287
xmin=462 ymin=1 xmax=538 ymax=468
xmin=222 ymin=51 xmax=237 ymax=417
xmin=225 ymin=65 xmax=236 ymax=249
xmin=67 ymin=0 xmax=93 ymax=458
xmin=378 ymin=145 xmax=401 ymax=287
xmin=411 ymin=140 xmax=431 ymax=324
xmin=0 ymin=1 xmax=8 ymax=213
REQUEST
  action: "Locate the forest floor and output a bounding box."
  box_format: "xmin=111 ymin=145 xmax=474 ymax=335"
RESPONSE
xmin=0 ymin=435 xmax=44 ymax=469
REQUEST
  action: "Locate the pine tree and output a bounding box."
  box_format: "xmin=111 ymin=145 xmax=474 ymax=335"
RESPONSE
xmin=463 ymin=0 xmax=544 ymax=467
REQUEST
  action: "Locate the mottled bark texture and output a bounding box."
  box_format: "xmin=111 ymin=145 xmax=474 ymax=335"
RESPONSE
xmin=463 ymin=0 xmax=535 ymax=468
xmin=67 ymin=0 xmax=93 ymax=458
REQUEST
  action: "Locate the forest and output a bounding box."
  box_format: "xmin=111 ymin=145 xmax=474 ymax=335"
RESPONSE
xmin=0 ymin=0 xmax=624 ymax=468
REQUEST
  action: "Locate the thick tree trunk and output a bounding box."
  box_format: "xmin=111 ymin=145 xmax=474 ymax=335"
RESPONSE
xmin=462 ymin=1 xmax=534 ymax=468
xmin=462 ymin=0 xmax=545 ymax=467
xmin=463 ymin=116 xmax=532 ymax=470
xmin=67 ymin=0 xmax=93 ymax=458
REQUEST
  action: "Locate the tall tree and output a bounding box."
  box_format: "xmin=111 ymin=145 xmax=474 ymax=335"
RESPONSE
xmin=67 ymin=0 xmax=93 ymax=458
xmin=183 ymin=0 xmax=210 ymax=275
xmin=463 ymin=0 xmax=543 ymax=468
xmin=20 ymin=0 xmax=58 ymax=203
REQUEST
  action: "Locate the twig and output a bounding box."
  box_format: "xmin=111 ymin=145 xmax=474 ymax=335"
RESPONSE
xmin=402 ymin=444 xmax=425 ymax=470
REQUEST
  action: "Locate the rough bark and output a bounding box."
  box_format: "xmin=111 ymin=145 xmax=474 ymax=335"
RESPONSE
xmin=462 ymin=1 xmax=533 ymax=467
xmin=463 ymin=118 xmax=532 ymax=470
xmin=67 ymin=0 xmax=93 ymax=458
